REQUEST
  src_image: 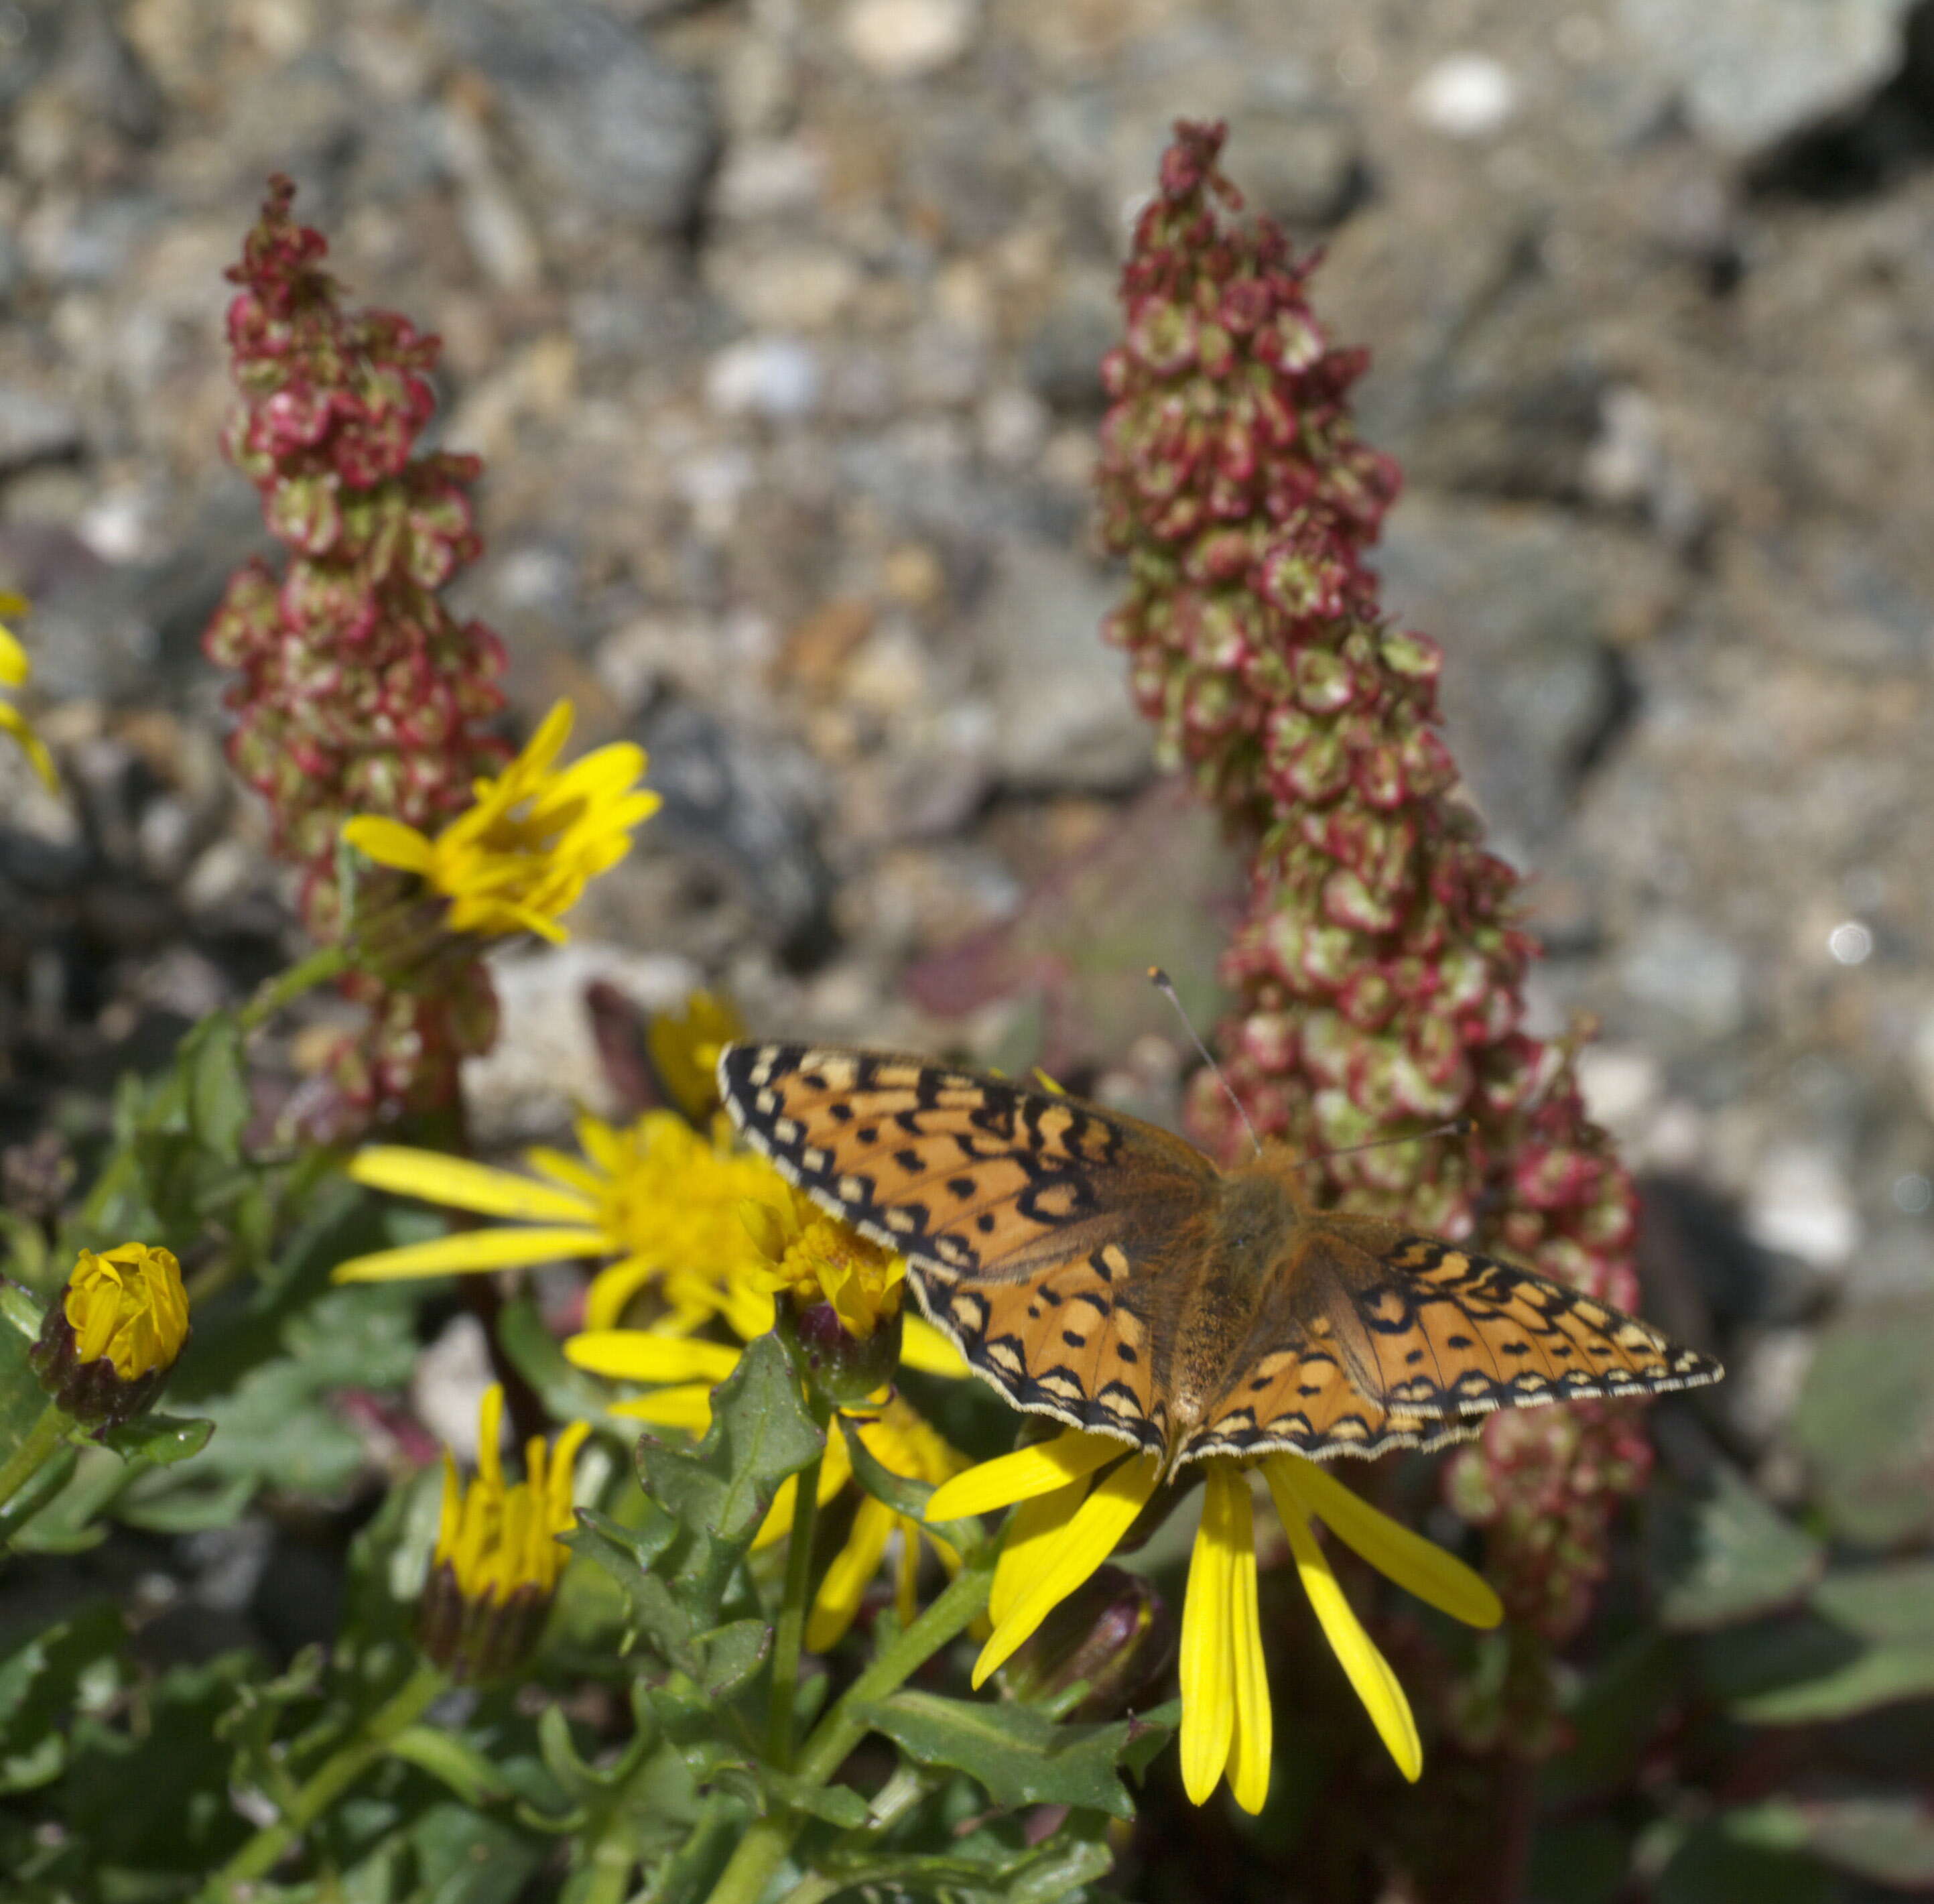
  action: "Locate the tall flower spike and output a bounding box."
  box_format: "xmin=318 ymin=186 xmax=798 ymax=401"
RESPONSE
xmin=29 ymin=1245 xmax=190 ymax=1429
xmin=203 ymin=176 xmax=511 ymax=1120
xmin=1098 ymin=121 xmax=1656 ymax=1701
xmin=418 ymin=1384 xmax=589 ymax=1680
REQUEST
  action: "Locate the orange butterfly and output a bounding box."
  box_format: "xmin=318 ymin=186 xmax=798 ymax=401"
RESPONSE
xmin=718 ymin=1043 xmax=1722 ymax=1473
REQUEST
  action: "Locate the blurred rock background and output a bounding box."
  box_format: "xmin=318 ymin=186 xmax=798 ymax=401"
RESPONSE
xmin=3 ymin=0 xmax=1933 ymax=1548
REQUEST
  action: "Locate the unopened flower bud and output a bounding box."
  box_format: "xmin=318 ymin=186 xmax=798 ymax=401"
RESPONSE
xmin=418 ymin=1385 xmax=588 ymax=1681
xmin=1003 ymin=1564 xmax=1177 ymax=1721
xmin=28 ymin=1244 xmax=190 ymax=1428
xmin=780 ymin=1299 xmax=905 ymax=1409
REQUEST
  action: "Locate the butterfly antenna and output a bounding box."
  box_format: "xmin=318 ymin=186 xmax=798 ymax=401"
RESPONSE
xmin=1302 ymin=1118 xmax=1470 ymax=1169
xmin=1147 ymin=967 xmax=1263 ymax=1160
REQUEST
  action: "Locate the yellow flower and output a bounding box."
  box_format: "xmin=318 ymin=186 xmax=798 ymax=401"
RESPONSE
xmin=342 ymin=699 xmax=659 ymax=944
xmin=420 ymin=1383 xmax=590 ymax=1679
xmin=926 ymin=1430 xmax=1503 ymax=1812
xmin=738 ymin=1180 xmax=906 ymax=1340
xmin=62 ymin=1243 xmax=190 ymax=1381
xmin=28 ymin=1243 xmax=190 ymax=1428
xmin=332 ymin=1112 xmax=779 ymax=1333
xmin=647 ymin=989 xmax=746 ymax=1125
xmin=0 ymin=592 xmax=59 ymax=791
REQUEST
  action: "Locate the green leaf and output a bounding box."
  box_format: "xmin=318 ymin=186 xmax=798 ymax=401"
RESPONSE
xmin=387 ymin=1726 xmax=514 ymax=1806
xmin=99 ymin=1413 xmax=213 ymax=1470
xmin=1647 ymin=1462 xmax=1823 ymax=1631
xmin=840 ymin=1415 xmax=982 ymax=1558
xmin=1792 ymin=1293 xmax=1934 ymax=1546
xmin=497 ymin=1295 xmax=629 ymax=1431
xmin=1699 ymin=1560 xmax=1934 ymax=1722
xmin=761 ymin=1769 xmax=871 ymax=1828
xmin=635 ymin=1332 xmax=823 ymax=1625
xmin=0 ymin=1602 xmax=123 ymax=1794
xmin=564 ymin=1505 xmax=692 ymax=1668
xmin=696 ymin=1618 xmax=771 ymax=1700
xmin=186 ymin=1012 xmax=251 ymax=1163
xmin=856 ymin=1689 xmax=1169 ymax=1819
xmin=1655 ymin=1817 xmax=1829 ymax=1904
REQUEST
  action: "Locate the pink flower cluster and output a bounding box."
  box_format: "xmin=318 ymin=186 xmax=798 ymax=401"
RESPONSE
xmin=204 ymin=177 xmax=506 ymax=1117
xmin=1098 ymin=123 xmax=1651 ymax=1684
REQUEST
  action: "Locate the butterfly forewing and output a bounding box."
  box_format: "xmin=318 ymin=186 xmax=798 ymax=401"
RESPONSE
xmin=718 ymin=1042 xmax=1212 ymax=1449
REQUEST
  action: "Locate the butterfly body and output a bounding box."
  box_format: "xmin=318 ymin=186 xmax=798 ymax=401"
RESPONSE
xmin=719 ymin=1042 xmax=1722 ymax=1468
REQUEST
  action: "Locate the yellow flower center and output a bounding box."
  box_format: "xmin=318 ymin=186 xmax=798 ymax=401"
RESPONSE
xmin=64 ymin=1244 xmax=189 ymax=1381
xmin=740 ymin=1188 xmax=906 ymax=1340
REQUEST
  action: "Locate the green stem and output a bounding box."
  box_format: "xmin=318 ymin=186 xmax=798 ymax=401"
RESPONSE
xmin=238 ymin=943 xmax=354 ymax=1035
xmin=702 ymin=1553 xmax=993 ymax=1904
xmin=0 ymin=1402 xmax=70 ymax=1518
xmin=197 ymin=1660 xmax=446 ymax=1899
xmin=768 ymin=1424 xmax=830 ymax=1768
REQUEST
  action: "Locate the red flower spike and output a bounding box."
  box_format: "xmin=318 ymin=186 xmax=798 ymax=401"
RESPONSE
xmin=204 ymin=176 xmax=510 ymax=1122
xmin=1097 ymin=122 xmax=1656 ymax=1721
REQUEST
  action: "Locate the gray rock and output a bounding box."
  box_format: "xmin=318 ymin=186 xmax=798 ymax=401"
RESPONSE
xmin=434 ymin=0 xmax=718 ymax=230
xmin=1230 ymin=104 xmax=1367 ymax=228
xmin=0 ymin=387 xmax=82 ymax=473
xmin=1023 ymin=267 xmax=1120 ymax=414
xmin=1619 ymin=912 xmax=1751 ymax=1042
xmin=978 ymin=536 xmax=1152 ymax=793
xmin=1619 ymin=0 xmax=1917 ymax=158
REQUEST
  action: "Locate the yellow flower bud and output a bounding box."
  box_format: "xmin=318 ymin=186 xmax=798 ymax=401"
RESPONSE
xmin=28 ymin=1244 xmax=190 ymax=1427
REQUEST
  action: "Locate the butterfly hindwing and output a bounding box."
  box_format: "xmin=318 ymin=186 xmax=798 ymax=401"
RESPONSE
xmin=1180 ymin=1326 xmax=1477 ymax=1464
xmin=921 ymin=1243 xmax=1173 ymax=1453
xmin=1312 ymin=1225 xmax=1724 ymax=1418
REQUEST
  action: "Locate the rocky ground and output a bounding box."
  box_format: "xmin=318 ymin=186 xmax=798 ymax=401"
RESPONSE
xmin=4 ymin=0 xmax=1934 ymax=1519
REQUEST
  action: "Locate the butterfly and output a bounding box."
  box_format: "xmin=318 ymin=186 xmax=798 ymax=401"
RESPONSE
xmin=718 ymin=1043 xmax=1723 ymax=1472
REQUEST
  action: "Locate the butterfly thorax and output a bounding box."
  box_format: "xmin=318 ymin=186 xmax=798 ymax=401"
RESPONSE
xmin=1167 ymin=1160 xmax=1309 ymax=1439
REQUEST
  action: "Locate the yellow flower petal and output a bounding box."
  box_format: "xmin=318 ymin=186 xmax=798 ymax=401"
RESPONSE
xmin=988 ymin=1478 xmax=1088 ymax=1627
xmin=350 ymin=1147 xmax=597 ymax=1225
xmin=1222 ymin=1472 xmax=1272 ymax=1815
xmin=1179 ymin=1464 xmax=1238 ymax=1805
xmin=1264 ymin=1466 xmax=1422 ymax=1783
xmin=330 ymin=1227 xmax=615 ymax=1281
xmin=610 ymin=1385 xmax=715 ymax=1432
xmin=926 ymin=1428 xmax=1122 ymax=1522
xmin=901 ymin=1316 xmax=969 ymax=1379
xmin=340 ymin=814 xmax=437 ymax=872
xmin=1269 ymin=1454 xmax=1502 ymax=1631
xmin=971 ymin=1453 xmax=1159 ymax=1687
xmin=564 ymin=1330 xmax=743 ymax=1385
xmin=805 ymin=1495 xmax=898 ymax=1651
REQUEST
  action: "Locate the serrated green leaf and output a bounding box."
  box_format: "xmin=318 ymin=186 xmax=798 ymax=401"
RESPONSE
xmin=856 ymin=1690 xmax=1163 ymax=1818
xmin=1647 ymin=1462 xmax=1822 ymax=1631
xmin=564 ymin=1506 xmax=691 ymax=1667
xmin=387 ymin=1725 xmax=513 ymax=1805
xmin=696 ymin=1618 xmax=770 ymax=1700
xmin=635 ymin=1333 xmax=823 ymax=1626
